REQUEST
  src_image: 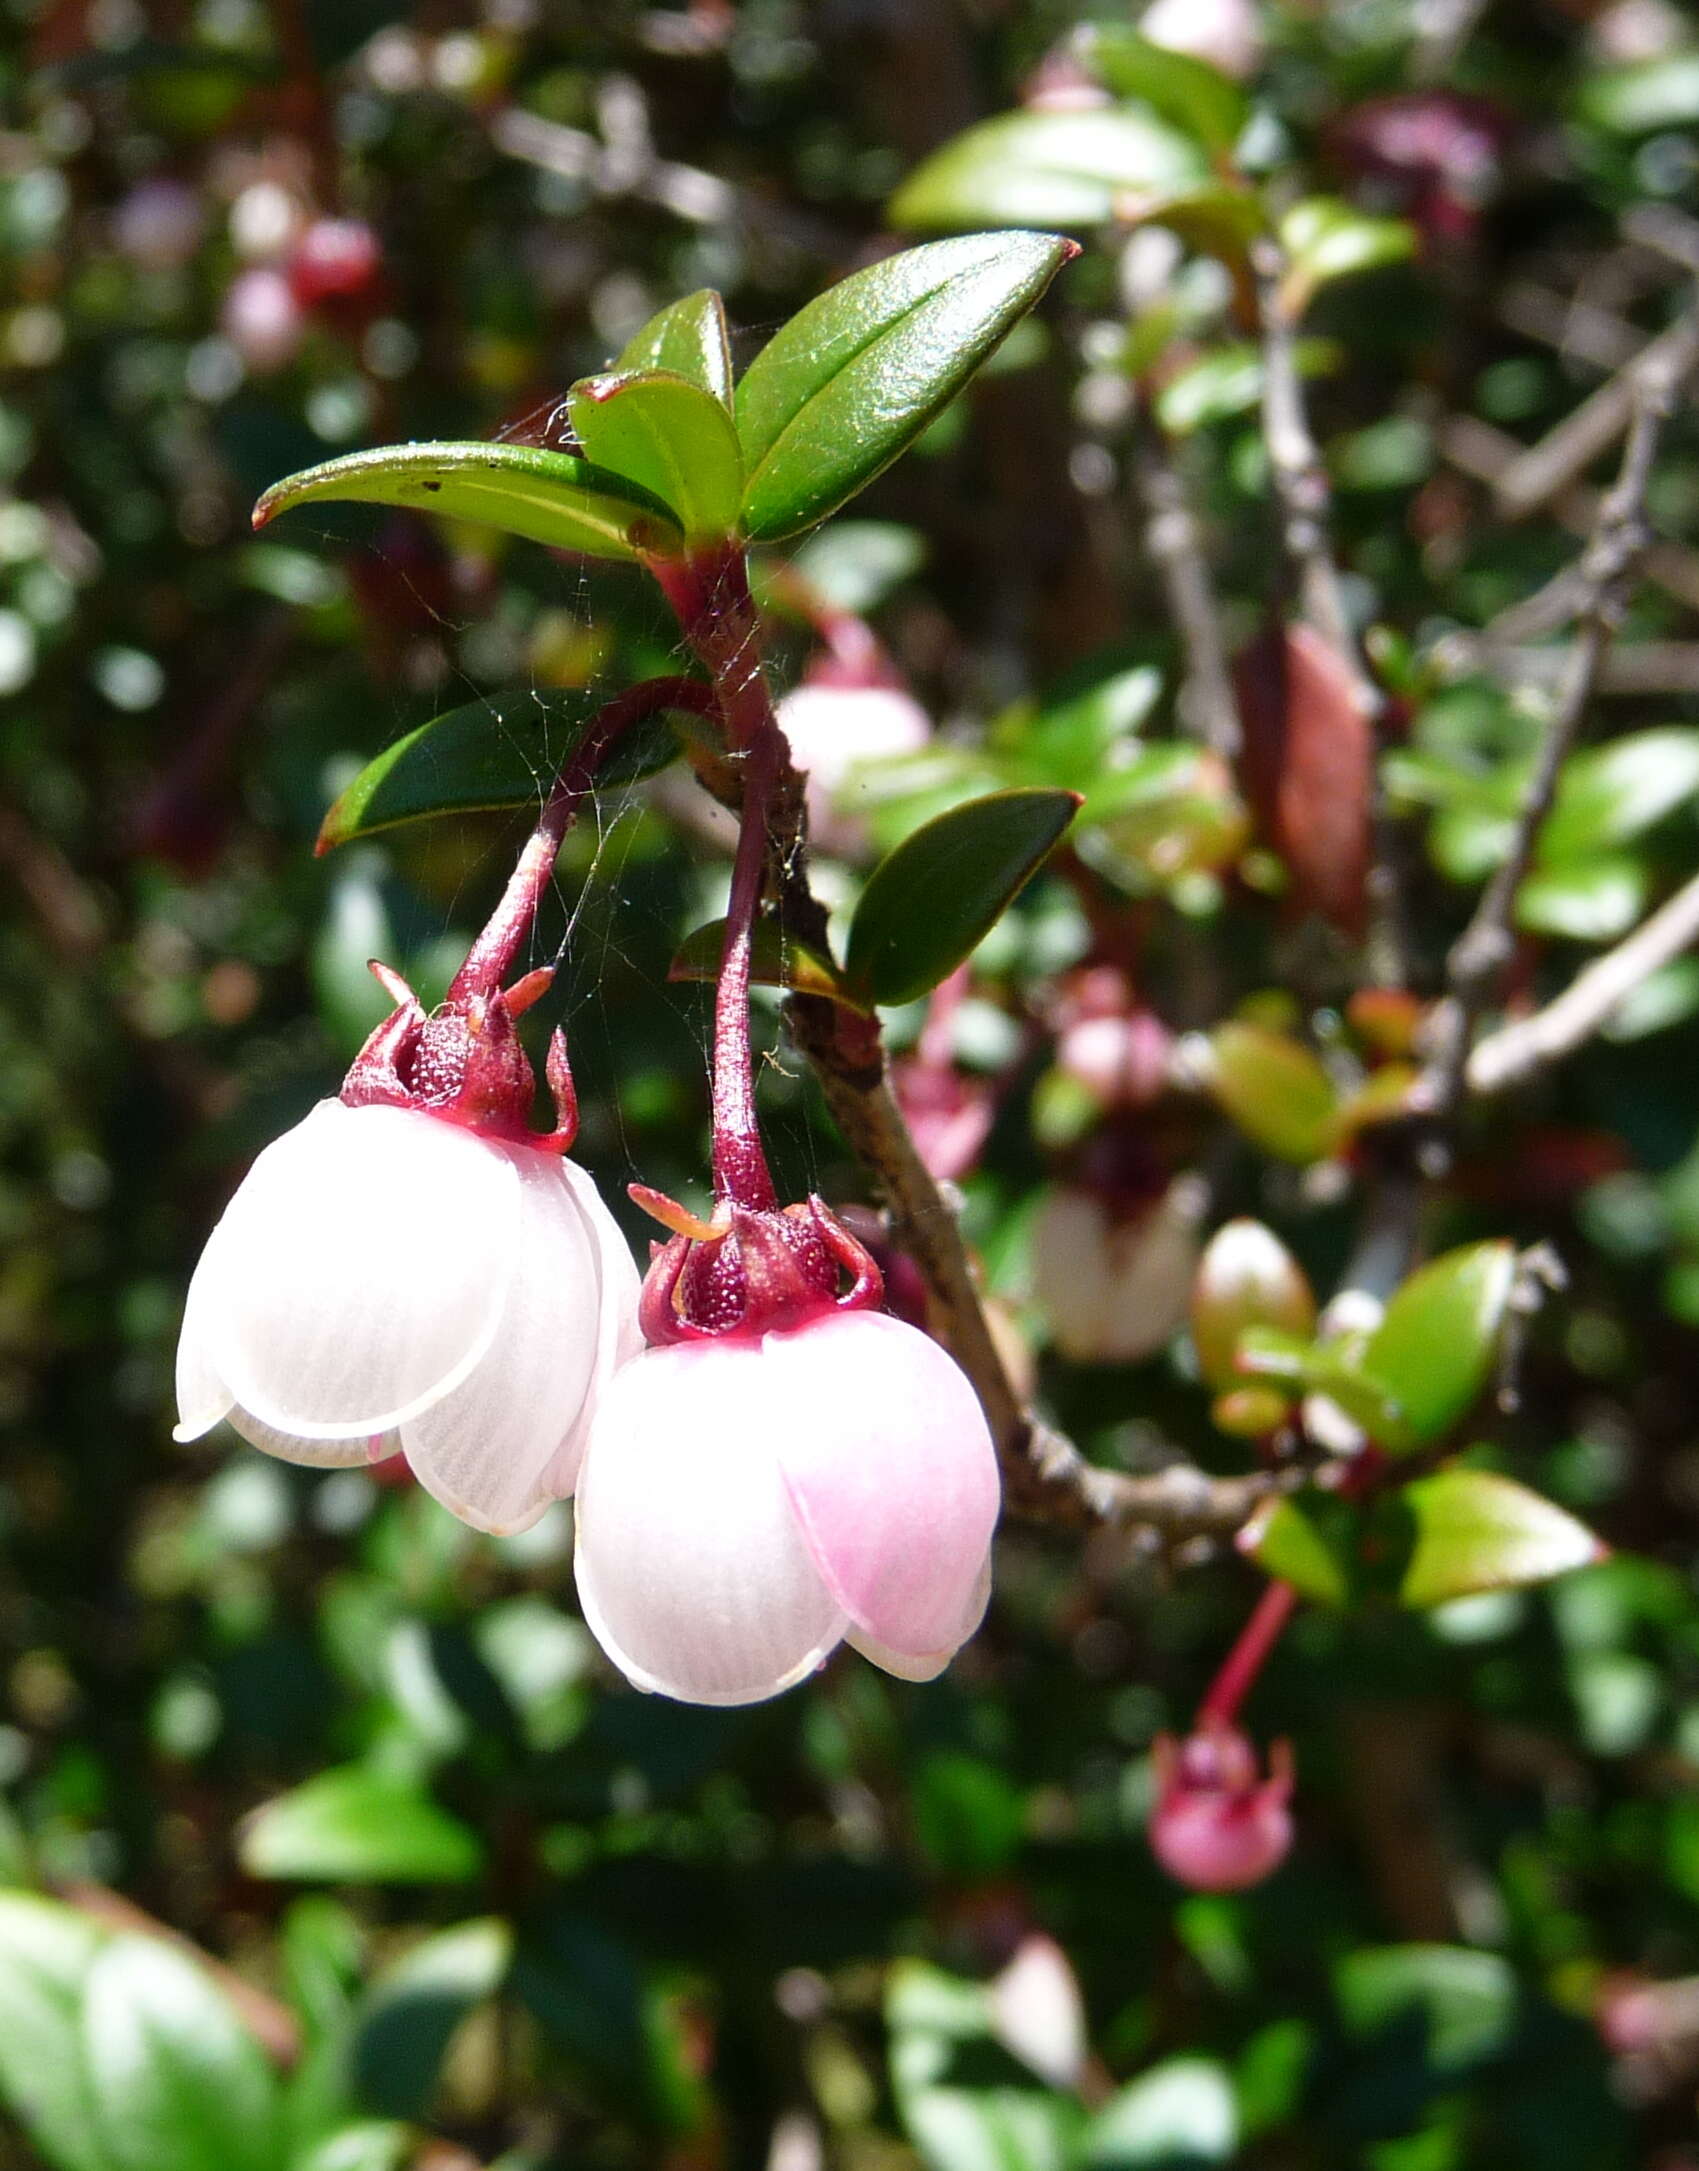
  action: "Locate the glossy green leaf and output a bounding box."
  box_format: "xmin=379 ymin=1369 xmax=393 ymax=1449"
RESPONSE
xmin=1336 ymin=1946 xmax=1516 ymax=2075
xmin=1082 ymin=26 xmax=1248 ymax=152
xmin=239 ymin=1765 xmax=483 ymax=1885
xmin=735 ymin=233 xmax=1075 ymax=543
xmin=1361 ymin=1241 xmax=1516 ymax=1452
xmin=1085 ymin=2057 xmax=1238 ymax=2169
xmin=615 ymin=288 xmax=733 ymax=407
xmin=1280 ymin=199 xmax=1416 ymax=311
xmin=845 ymin=786 xmax=1080 ymax=1006
xmin=669 ymin=916 xmax=863 ymax=1007
xmin=351 ymin=1918 xmax=511 ymax=2121
xmin=567 ymin=369 xmax=744 ymax=541
xmin=1539 ymin=728 xmax=1699 ymax=863
xmin=1400 ymin=1467 xmax=1605 ymax=1608
xmin=81 ymin=1935 xmax=280 ymax=2171
xmin=1516 ymin=854 xmax=1647 ymax=942
xmin=292 ymin=2126 xmax=411 ymax=2171
xmin=253 ymin=441 xmax=683 ymax=562
xmin=887 ymin=1961 xmax=1081 ymax=2171
xmin=0 ymin=1893 xmax=111 ymax=2171
xmin=1237 ymin=1496 xmax=1350 ymax=1608
xmin=889 ymin=109 xmax=1206 ymax=234
xmin=1191 ymin=1219 xmax=1317 ymax=1392
xmin=318 ymin=687 xmax=687 ymax=849
xmin=1203 ymin=1022 xmax=1341 ymax=1164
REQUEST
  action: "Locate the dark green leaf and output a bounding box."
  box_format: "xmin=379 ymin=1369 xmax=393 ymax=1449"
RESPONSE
xmin=669 ymin=917 xmax=863 ymax=1007
xmin=616 ymin=289 xmax=733 ymax=407
xmin=239 ymin=1765 xmax=483 ymax=1885
xmin=1236 ymin=1496 xmax=1350 ymax=1608
xmin=1361 ymin=1241 xmax=1516 ymax=1452
xmin=567 ymin=370 xmax=743 ymax=542
xmin=1084 ymin=2057 xmax=1239 ymax=2168
xmin=81 ymin=1935 xmax=279 ymax=2171
xmin=317 ymin=688 xmax=686 ymax=849
xmin=912 ymin=1754 xmax=1026 ymax=1879
xmin=1400 ymin=1467 xmax=1605 ymax=1608
xmin=351 ymin=1919 xmax=510 ymax=2121
xmin=253 ymin=441 xmax=683 ymax=562
xmin=1082 ymin=26 xmax=1249 ymax=152
xmin=888 ymin=110 xmax=1206 ymax=234
xmin=735 ymin=232 xmax=1076 ymax=542
xmin=1203 ymin=1022 xmax=1341 ymax=1164
xmin=0 ymin=1893 xmax=111 ymax=2171
xmin=845 ymin=786 xmax=1080 ymax=1006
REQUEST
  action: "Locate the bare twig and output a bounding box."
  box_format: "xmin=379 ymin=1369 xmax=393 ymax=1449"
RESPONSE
xmin=1467 ymin=867 xmax=1699 ymax=1096
xmin=1436 ymin=638 xmax=1699 ymax=696
xmin=1130 ymin=409 xmax=1240 ymax=757
xmin=1253 ymin=237 xmax=1408 ymax=984
xmin=1424 ymin=361 xmax=1677 ymax=1124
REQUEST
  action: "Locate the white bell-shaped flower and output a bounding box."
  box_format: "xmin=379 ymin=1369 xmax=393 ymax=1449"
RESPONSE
xmin=175 ymin=1098 xmax=640 ymax=1533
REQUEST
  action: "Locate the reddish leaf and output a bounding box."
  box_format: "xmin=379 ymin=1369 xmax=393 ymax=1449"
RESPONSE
xmin=1234 ymin=621 xmax=1372 ymax=939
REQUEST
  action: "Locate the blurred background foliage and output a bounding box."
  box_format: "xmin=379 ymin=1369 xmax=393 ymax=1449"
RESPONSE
xmin=6 ymin=0 xmax=1699 ymax=2166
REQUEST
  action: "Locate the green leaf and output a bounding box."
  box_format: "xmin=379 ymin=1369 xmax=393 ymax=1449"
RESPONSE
xmin=844 ymin=786 xmax=1080 ymax=1006
xmin=912 ymin=1754 xmax=1026 ymax=1880
xmin=1579 ymin=53 xmax=1699 ymax=133
xmin=668 ymin=916 xmax=864 ymax=1008
xmin=1279 ymin=199 xmax=1416 ymax=311
xmin=292 ymin=2125 xmax=412 ymax=2171
xmin=889 ymin=109 xmax=1207 ymax=234
xmin=81 ymin=1935 xmax=280 ymax=2171
xmin=1082 ymin=26 xmax=1249 ymax=152
xmin=318 ymin=687 xmax=687 ymax=849
xmin=1336 ymin=1946 xmax=1516 ymax=2075
xmin=1400 ymin=1467 xmax=1605 ymax=1608
xmin=1516 ymin=855 xmax=1647 ymax=942
xmin=1156 ymin=338 xmax=1339 ymax=435
xmin=239 ymin=1765 xmax=483 ymax=1885
xmin=1237 ymin=1496 xmax=1351 ymax=1608
xmin=1084 ymin=2057 xmax=1239 ymax=2168
xmin=735 ymin=232 xmax=1076 ymax=542
xmin=351 ymin=1919 xmax=511 ymax=2121
xmin=0 ymin=1892 xmax=111 ymax=2171
xmin=1540 ymin=728 xmax=1699 ymax=863
xmin=1203 ymin=1022 xmax=1341 ymax=1164
xmin=567 ymin=370 xmax=744 ymax=542
xmin=253 ymin=441 xmax=683 ymax=563
xmin=1361 ymin=1241 xmax=1516 ymax=1452
xmin=887 ymin=1962 xmax=1081 ymax=2171
xmin=784 ymin=520 xmax=928 ymax=615
xmin=616 ymin=288 xmax=733 ymax=407
xmin=1190 ymin=1219 xmax=1317 ymax=1393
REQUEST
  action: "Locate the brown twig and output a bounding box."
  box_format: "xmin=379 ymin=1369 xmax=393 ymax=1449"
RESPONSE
xmin=1252 ymin=236 xmax=1408 ymax=986
xmin=1466 ymin=867 xmax=1699 ymax=1097
xmin=1423 ymin=360 xmax=1677 ymax=1128
xmin=1130 ymin=408 xmax=1241 ymax=758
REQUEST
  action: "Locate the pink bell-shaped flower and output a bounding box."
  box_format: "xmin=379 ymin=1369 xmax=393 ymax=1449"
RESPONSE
xmin=175 ymin=960 xmax=640 ymax=1535
xmin=1148 ymin=1723 xmax=1294 ymax=1892
xmin=572 ymin=1198 xmax=1000 ymax=1705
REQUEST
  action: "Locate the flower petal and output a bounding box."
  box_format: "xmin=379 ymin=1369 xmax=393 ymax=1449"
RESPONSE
xmin=539 ymin=1158 xmax=644 ymax=1501
xmin=173 ymin=1220 xmax=236 ymax=1443
xmin=768 ymin=1311 xmax=1000 ymax=1659
xmin=846 ymin=1553 xmax=991 ymax=1683
xmin=226 ymin=1407 xmax=401 ymax=1469
xmin=201 ymin=1101 xmax=521 ymax=1440
xmin=400 ymin=1147 xmax=610 ymax=1535
xmin=573 ymin=1341 xmax=848 ymax=1706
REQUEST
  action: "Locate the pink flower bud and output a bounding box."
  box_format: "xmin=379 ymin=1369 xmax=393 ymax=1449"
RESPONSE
xmin=287 ymin=217 xmax=384 ymax=311
xmin=1149 ymin=1725 xmax=1293 ymax=1892
xmin=775 ymin=680 xmax=930 ymax=856
xmin=1055 ymin=1011 xmax=1173 ymax=1110
xmin=1139 ymin=0 xmax=1264 ymax=80
xmin=572 ymin=1306 xmax=999 ymax=1705
xmin=113 ymin=178 xmax=206 ymax=271
xmin=175 ymin=1099 xmax=640 ymax=1533
xmin=221 ymin=266 xmax=303 ymax=373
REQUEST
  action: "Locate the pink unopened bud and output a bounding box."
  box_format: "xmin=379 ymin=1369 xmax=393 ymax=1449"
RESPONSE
xmin=1056 ymin=1010 xmax=1173 ymax=1110
xmin=775 ymin=679 xmax=931 ymax=856
xmin=891 ymin=1055 xmax=996 ymax=1183
xmin=1149 ymin=1724 xmax=1293 ymax=1892
xmin=221 ymin=266 xmax=303 ymax=373
xmin=287 ymin=216 xmax=384 ymax=312
xmin=573 ymin=1304 xmax=999 ymax=1706
xmin=1332 ymin=93 xmax=1507 ymax=246
xmin=1140 ymin=0 xmax=1264 ymax=80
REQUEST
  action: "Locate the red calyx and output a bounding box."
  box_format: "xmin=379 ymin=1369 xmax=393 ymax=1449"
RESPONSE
xmin=1149 ymin=1722 xmax=1294 ymax=1893
xmin=632 ymin=1194 xmax=884 ymax=1346
xmin=340 ymin=960 xmax=577 ymax=1151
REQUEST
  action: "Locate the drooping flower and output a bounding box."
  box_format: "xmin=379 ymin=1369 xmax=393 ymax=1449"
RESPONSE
xmin=1148 ymin=1723 xmax=1293 ymax=1892
xmin=1140 ymin=0 xmax=1264 ymax=81
xmin=175 ymin=961 xmax=640 ymax=1534
xmin=1030 ymin=1171 xmax=1206 ymax=1366
xmin=572 ymin=1198 xmax=1000 ymax=1705
xmin=775 ymin=671 xmax=930 ymax=856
